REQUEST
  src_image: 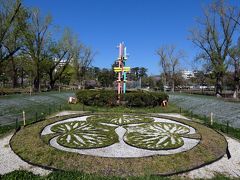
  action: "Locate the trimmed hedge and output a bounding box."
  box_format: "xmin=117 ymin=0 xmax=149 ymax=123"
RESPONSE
xmin=76 ymin=90 xmax=168 ymax=107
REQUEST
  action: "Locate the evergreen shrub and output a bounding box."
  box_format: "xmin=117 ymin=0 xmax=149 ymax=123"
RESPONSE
xmin=76 ymin=90 xmax=168 ymax=107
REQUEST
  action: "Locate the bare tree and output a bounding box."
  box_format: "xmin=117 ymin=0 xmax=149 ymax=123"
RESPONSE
xmin=189 ymin=0 xmax=240 ymax=96
xmin=156 ymin=45 xmax=184 ymax=92
xmin=73 ymin=46 xmax=95 ymax=89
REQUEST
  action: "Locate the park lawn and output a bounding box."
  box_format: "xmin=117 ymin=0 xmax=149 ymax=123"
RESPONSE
xmin=69 ymin=102 xmax=179 ymax=113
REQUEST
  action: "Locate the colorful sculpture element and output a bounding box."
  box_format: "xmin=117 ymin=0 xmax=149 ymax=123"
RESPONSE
xmin=114 ymin=42 xmax=130 ymax=101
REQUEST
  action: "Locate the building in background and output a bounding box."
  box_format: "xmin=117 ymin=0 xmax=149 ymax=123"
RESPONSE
xmin=181 ymin=70 xmax=195 ymax=80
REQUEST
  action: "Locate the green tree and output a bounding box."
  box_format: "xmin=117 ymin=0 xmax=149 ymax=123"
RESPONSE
xmin=3 ymin=4 xmax=28 ymax=87
xmin=98 ymin=68 xmax=115 ymax=87
xmin=44 ymin=28 xmax=81 ymax=89
xmin=0 ymin=0 xmax=22 ymax=64
xmin=21 ymin=8 xmax=52 ymax=92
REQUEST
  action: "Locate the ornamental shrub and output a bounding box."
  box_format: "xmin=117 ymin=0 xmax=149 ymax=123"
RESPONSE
xmin=76 ymin=90 xmax=117 ymax=106
xmin=76 ymin=90 xmax=168 ymax=107
xmin=124 ymin=91 xmax=168 ymax=107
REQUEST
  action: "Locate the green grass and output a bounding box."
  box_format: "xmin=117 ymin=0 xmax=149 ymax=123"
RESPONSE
xmin=10 ymin=113 xmax=227 ymax=177
xmin=0 ymin=170 xmax=173 ymax=180
xmin=48 ymin=120 xmax=118 ymax=149
xmin=43 ymin=114 xmax=196 ymax=150
xmin=87 ymin=114 xmax=154 ymax=125
xmin=1 ymin=170 xmax=238 ymax=180
xmin=69 ymin=103 xmax=179 ymax=113
xmin=0 ymin=125 xmax=15 ymax=138
xmin=124 ymin=122 xmax=193 ymax=150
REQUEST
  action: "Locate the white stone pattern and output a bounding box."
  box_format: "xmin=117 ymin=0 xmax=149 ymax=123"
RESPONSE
xmin=41 ymin=115 xmax=199 ymax=158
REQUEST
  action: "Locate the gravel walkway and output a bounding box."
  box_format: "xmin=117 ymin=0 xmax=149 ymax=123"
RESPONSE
xmin=180 ymin=136 xmax=240 ymax=179
xmin=0 ymin=133 xmax=51 ymax=176
xmin=0 ymin=111 xmax=240 ymax=179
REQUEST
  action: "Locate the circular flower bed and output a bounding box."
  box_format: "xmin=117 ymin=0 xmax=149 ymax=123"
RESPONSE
xmin=10 ymin=113 xmax=227 ymax=177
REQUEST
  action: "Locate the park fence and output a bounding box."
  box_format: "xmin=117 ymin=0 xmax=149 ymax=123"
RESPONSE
xmin=0 ymin=103 xmax=71 ymax=128
xmin=178 ymin=106 xmax=239 ymax=137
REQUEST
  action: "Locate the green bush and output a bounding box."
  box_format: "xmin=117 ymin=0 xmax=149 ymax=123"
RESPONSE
xmin=76 ymin=90 xmax=168 ymax=107
xmin=124 ymin=91 xmax=168 ymax=107
xmin=76 ymin=90 xmax=117 ymax=106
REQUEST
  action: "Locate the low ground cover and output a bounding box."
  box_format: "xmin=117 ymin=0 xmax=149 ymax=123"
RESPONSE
xmin=169 ymin=93 xmax=240 ymax=128
xmin=44 ymin=114 xmax=194 ymax=151
xmin=87 ymin=114 xmax=154 ymax=125
xmin=0 ymin=170 xmax=236 ymax=180
xmin=124 ymin=122 xmax=191 ymax=150
xmin=0 ymin=91 xmax=74 ymax=126
xmin=11 ymin=113 xmax=227 ymax=177
xmin=50 ymin=120 xmax=118 ymax=149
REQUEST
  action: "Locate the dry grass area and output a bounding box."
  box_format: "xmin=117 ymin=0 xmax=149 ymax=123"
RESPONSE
xmin=10 ymin=113 xmax=227 ymax=177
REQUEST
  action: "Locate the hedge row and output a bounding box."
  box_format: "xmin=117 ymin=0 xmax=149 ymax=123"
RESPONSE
xmin=76 ymin=90 xmax=168 ymax=107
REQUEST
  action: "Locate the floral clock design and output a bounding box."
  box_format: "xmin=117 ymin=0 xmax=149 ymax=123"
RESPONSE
xmin=42 ymin=115 xmax=197 ymax=151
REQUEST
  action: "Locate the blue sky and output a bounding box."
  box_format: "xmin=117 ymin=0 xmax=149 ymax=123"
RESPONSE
xmin=23 ymin=0 xmax=240 ymax=75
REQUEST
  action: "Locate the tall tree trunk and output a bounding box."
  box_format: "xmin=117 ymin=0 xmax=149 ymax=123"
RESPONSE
xmin=10 ymin=57 xmax=18 ymax=88
xmin=233 ymin=61 xmax=239 ymax=99
xmin=233 ymin=87 xmax=239 ymax=99
xmin=49 ymin=80 xmax=56 ymax=90
xmin=20 ymin=68 xmax=24 ymax=88
xmin=163 ymin=75 xmax=167 ymax=92
xmin=33 ymin=77 xmax=40 ymax=92
xmin=171 ymin=74 xmax=174 ymax=92
xmin=49 ymin=72 xmax=56 ymax=90
xmin=215 ymin=72 xmax=223 ymax=97
xmin=233 ymin=77 xmax=239 ymax=99
xmin=34 ymin=64 xmax=40 ymax=92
